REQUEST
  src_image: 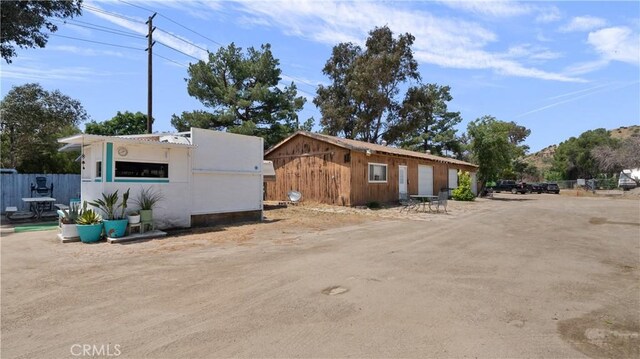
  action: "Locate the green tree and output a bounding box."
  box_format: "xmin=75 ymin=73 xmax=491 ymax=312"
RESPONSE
xmin=1 ymin=0 xmax=83 ymax=63
xmin=85 ymin=111 xmax=151 ymax=136
xmin=314 ymin=26 xmax=420 ymax=143
xmin=182 ymin=43 xmax=306 ymax=148
xmin=388 ymin=84 xmax=462 ymax=156
xmin=452 ymin=171 xmax=476 ymax=201
xmin=170 ymin=110 xmax=216 ymax=132
xmin=551 ymin=128 xmax=617 ymax=179
xmin=467 ymin=116 xmax=530 ymax=186
xmin=592 ymin=136 xmax=640 ymax=183
xmin=1 ymin=83 xmax=87 ymax=172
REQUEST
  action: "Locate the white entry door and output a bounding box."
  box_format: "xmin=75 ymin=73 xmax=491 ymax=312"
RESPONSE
xmin=470 ymin=172 xmax=478 ymax=195
xmin=398 ymin=165 xmax=407 ymax=197
xmin=418 ymin=165 xmax=433 ymax=195
xmin=448 ymin=168 xmax=458 ymax=196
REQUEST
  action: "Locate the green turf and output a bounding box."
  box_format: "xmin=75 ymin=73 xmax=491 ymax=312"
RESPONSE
xmin=13 ymin=222 xmax=59 ymax=233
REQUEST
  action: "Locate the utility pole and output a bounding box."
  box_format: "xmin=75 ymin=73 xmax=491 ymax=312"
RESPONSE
xmin=145 ymin=13 xmax=157 ymax=134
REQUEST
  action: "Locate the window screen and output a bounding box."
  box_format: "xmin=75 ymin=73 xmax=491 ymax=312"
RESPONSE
xmin=115 ymin=161 xmax=168 ymax=178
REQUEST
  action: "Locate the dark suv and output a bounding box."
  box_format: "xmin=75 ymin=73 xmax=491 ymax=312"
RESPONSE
xmin=527 ymin=183 xmax=543 ymax=194
xmin=540 ymin=182 xmax=560 ymax=194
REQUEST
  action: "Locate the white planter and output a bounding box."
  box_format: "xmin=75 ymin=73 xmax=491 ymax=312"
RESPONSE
xmin=128 ymin=214 xmax=141 ymax=224
xmin=61 ymin=223 xmax=79 ymax=239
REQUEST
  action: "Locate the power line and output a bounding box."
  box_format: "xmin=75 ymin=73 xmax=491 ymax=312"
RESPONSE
xmin=117 ymin=0 xmax=224 ymax=47
xmin=156 ymin=40 xmax=201 ymax=61
xmin=54 ymin=20 xmax=145 ymax=39
xmin=64 ymin=19 xmax=143 ymax=37
xmin=49 ymin=33 xmax=143 ymax=50
xmin=154 ymin=53 xmax=188 ymax=68
xmin=84 ymin=4 xmax=145 ymax=24
xmin=155 ymin=27 xmax=210 ymax=53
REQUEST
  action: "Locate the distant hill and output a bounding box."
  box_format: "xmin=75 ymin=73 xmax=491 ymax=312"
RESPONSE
xmin=525 ymin=125 xmax=640 ymax=174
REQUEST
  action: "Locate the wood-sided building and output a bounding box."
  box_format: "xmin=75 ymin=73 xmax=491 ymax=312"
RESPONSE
xmin=264 ymin=131 xmax=479 ymax=206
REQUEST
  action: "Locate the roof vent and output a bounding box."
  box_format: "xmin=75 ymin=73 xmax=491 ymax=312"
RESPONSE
xmin=381 ymin=140 xmax=388 ymax=146
xmin=426 ymin=150 xmax=431 ymax=154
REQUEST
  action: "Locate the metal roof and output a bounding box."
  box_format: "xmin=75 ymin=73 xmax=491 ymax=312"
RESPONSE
xmin=58 ymin=134 xmax=195 ymax=149
xmin=266 ymin=131 xmax=478 ymax=168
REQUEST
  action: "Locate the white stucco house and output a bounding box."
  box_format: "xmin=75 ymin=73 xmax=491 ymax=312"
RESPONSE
xmin=58 ymin=128 xmax=264 ymax=229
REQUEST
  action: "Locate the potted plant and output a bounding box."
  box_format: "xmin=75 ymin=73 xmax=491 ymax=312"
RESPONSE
xmin=134 ymin=187 xmax=163 ymax=224
xmin=76 ymin=203 xmax=103 ymax=243
xmin=60 ymin=201 xmax=81 ymax=239
xmin=127 ymin=210 xmax=140 ymax=224
xmin=89 ymin=189 xmax=130 ymax=238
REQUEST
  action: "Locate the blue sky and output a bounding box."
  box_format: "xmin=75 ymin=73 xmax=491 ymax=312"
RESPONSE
xmin=1 ymin=0 xmax=639 ymax=152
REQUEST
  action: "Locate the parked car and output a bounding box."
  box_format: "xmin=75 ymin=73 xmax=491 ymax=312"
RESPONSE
xmin=540 ymin=182 xmax=560 ymax=194
xmin=618 ymin=169 xmax=639 ymax=191
xmin=527 ymin=183 xmax=543 ymax=194
xmin=511 ymin=182 xmax=529 ymax=194
xmin=490 ymin=180 xmax=517 ymax=193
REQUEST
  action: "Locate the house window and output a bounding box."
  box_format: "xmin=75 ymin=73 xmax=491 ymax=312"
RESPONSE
xmin=96 ymin=161 xmax=102 ymax=178
xmin=368 ymin=163 xmax=387 ymax=183
xmin=115 ymin=161 xmax=168 ymax=178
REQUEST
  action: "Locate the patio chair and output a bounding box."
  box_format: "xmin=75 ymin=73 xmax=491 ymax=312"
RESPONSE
xmin=434 ymin=189 xmax=448 ymax=213
xmin=399 ymin=192 xmax=417 ymax=212
xmin=30 ymin=177 xmax=54 ymax=211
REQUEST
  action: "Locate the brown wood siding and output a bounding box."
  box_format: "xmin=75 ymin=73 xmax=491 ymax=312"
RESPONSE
xmin=264 ymin=136 xmax=352 ymax=205
xmin=349 ymin=151 xmax=477 ymax=206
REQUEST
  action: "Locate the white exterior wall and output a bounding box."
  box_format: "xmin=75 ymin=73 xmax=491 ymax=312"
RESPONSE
xmin=190 ymin=128 xmax=263 ymax=215
xmin=80 ymin=141 xmax=192 ymax=229
xmin=77 ymin=128 xmax=263 ymax=229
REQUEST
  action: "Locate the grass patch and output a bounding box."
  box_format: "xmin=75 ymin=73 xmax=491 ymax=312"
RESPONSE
xmin=14 ymin=222 xmax=59 ymax=233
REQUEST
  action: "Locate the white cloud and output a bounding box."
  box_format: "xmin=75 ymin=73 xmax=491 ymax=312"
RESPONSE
xmin=503 ymin=44 xmax=562 ymax=61
xmin=85 ymin=3 xmax=210 ymax=61
xmin=536 ymin=6 xmax=562 ymax=23
xmin=438 ymin=0 xmax=532 ymax=17
xmin=1 ymin=65 xmax=109 ymax=82
xmin=587 ymin=26 xmax=640 ymax=65
xmin=49 ymin=45 xmax=126 ymax=58
xmin=559 ymin=16 xmax=607 ymax=33
xmin=232 ymin=1 xmax=583 ymax=82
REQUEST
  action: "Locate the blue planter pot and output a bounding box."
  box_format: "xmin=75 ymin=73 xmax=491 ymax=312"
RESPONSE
xmin=104 ymin=219 xmax=129 ymax=238
xmin=77 ymin=223 xmax=104 ymax=243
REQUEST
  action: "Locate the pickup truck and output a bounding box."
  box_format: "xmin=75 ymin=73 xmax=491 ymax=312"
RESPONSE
xmin=490 ymin=180 xmax=528 ymax=194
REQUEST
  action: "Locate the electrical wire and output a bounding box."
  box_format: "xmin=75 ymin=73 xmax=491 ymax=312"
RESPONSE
xmin=83 ymin=4 xmax=145 ymax=24
xmin=117 ymin=0 xmax=224 ymax=47
xmin=49 ymin=33 xmax=143 ymax=50
xmin=64 ymin=18 xmax=143 ymax=37
xmin=54 ymin=20 xmax=145 ymax=39
xmin=154 ymin=53 xmax=188 ymax=68
xmin=156 ymin=41 xmax=202 ymax=61
xmin=155 ymin=27 xmax=210 ymax=53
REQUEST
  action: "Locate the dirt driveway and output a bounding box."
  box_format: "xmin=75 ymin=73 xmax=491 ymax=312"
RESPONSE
xmin=2 ymin=194 xmax=638 ymax=358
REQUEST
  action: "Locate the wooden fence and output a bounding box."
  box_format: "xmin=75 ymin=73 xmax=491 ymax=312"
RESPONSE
xmin=1 ymin=174 xmax=80 ymax=214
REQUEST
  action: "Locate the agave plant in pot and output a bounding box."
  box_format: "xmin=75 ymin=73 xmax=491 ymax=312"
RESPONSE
xmin=60 ymin=202 xmax=81 ymax=239
xmin=89 ymin=189 xmax=130 ymax=238
xmin=76 ymin=203 xmax=103 ymax=243
xmin=134 ymin=187 xmax=163 ymax=224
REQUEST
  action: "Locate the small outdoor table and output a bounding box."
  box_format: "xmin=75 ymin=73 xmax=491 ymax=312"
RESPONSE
xmin=21 ymin=197 xmax=56 ymax=220
xmin=409 ymin=194 xmax=439 ymax=212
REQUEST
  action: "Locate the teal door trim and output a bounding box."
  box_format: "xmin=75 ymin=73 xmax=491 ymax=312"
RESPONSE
xmin=106 ymin=142 xmax=113 ymax=182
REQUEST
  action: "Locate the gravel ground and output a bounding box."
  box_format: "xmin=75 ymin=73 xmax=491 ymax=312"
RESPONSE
xmin=1 ymin=193 xmax=638 ymax=358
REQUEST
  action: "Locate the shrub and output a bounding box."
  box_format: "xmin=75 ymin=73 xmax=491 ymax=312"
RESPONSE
xmin=366 ymin=201 xmax=381 ymax=209
xmin=452 ymin=171 xmax=476 ymax=201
